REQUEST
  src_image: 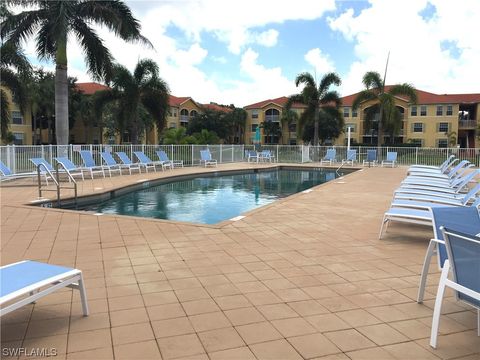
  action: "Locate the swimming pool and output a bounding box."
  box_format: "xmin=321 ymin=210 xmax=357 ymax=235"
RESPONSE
xmin=73 ymin=168 xmax=342 ymax=224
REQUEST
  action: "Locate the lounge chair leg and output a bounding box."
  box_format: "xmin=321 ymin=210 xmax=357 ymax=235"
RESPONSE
xmin=78 ymin=274 xmax=89 ymax=316
xmin=417 ymin=240 xmax=436 ymax=303
xmin=378 ymin=216 xmax=388 ymax=239
xmin=430 ymin=260 xmax=449 ymax=348
xmin=477 ymin=309 xmax=479 ymax=336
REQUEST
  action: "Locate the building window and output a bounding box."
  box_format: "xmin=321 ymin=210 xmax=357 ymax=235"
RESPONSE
xmin=345 ymin=123 xmax=356 ymax=132
xmin=410 ymin=139 xmax=423 ymax=147
xmin=13 ymin=132 xmax=24 ymax=145
xmin=251 ymin=124 xmax=258 ymax=132
xmin=12 ymin=111 xmax=23 ymax=125
xmin=169 ymin=122 xmax=176 ymax=128
xmin=343 ymin=107 xmax=350 ymax=118
xmin=352 ymin=108 xmax=358 ymax=117
xmin=446 ymin=105 xmax=453 ymax=116
xmin=288 ymin=123 xmax=296 ymax=132
xmin=410 ymin=106 xmax=417 ymax=116
xmin=436 ymin=105 xmax=443 ymax=116
xmin=437 ymin=139 xmax=448 ymax=148
xmin=190 ymin=110 xmax=198 ymax=117
xmin=413 ymin=123 xmax=424 ymax=132
xmin=420 ymin=105 xmax=427 ymax=116
xmin=252 ymin=110 xmax=259 ymax=119
xmin=438 ymin=122 xmax=449 ymax=132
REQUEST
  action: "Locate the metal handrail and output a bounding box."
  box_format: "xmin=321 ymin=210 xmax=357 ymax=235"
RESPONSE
xmin=36 ymin=162 xmax=78 ymax=207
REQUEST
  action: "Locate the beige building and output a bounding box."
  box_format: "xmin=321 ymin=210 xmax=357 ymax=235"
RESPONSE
xmin=1 ymin=86 xmax=33 ymax=145
xmin=243 ymin=88 xmax=480 ymax=148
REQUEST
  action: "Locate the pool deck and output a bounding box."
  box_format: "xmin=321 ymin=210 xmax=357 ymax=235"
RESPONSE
xmin=1 ymin=163 xmax=479 ymax=360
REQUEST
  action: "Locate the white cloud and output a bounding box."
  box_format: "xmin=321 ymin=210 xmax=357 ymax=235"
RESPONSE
xmin=304 ymin=48 xmax=335 ymax=75
xmin=327 ymin=0 xmax=480 ymax=95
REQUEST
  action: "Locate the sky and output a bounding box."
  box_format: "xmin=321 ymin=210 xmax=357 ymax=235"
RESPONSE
xmin=20 ymin=0 xmax=480 ymax=107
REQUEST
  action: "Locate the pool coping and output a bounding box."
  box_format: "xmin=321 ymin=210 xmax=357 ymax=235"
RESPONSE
xmin=24 ymin=163 xmax=363 ymax=229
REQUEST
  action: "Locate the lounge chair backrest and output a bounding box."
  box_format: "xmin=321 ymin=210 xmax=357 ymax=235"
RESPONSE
xmin=461 ymin=183 xmax=480 ymax=204
xmin=79 ymin=150 xmax=97 ymax=168
xmin=116 ymin=152 xmax=133 ymax=165
xmin=200 ymin=150 xmax=212 ymax=161
xmin=324 ymin=149 xmax=336 ymax=160
xmin=442 ymin=227 xmax=480 ymax=307
xmin=30 ymin=158 xmax=54 ymax=172
xmin=157 ymin=150 xmax=169 ymax=162
xmin=366 ymin=149 xmax=377 ymax=162
xmin=101 ymin=152 xmax=117 ymax=166
xmin=386 ymin=152 xmax=397 ymax=162
xmin=447 ymin=160 xmax=470 ymax=177
xmin=0 ymin=160 xmax=13 ymax=176
xmin=55 ymin=157 xmax=78 ymax=171
xmin=451 ymin=169 xmax=479 ymax=189
xmin=134 ymin=151 xmax=153 ymax=163
xmin=441 ymin=155 xmax=457 ymax=172
xmin=346 ymin=149 xmax=356 ymax=161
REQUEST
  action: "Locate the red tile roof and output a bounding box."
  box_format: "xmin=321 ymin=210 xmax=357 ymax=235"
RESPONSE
xmin=341 ymin=86 xmax=480 ymax=106
xmin=75 ymin=82 xmax=109 ymax=95
xmin=169 ymin=95 xmax=193 ymax=107
xmin=244 ymin=96 xmax=307 ymax=110
xmin=201 ymin=103 xmax=233 ymax=113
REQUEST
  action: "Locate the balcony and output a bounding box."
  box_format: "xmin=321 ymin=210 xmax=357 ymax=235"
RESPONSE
xmin=265 ymin=115 xmax=280 ymax=122
xmin=459 ymin=119 xmax=477 ymax=129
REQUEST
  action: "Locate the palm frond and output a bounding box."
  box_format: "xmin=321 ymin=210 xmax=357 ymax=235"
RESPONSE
xmin=320 ymin=90 xmax=341 ymax=107
xmin=362 ymin=71 xmax=383 ymax=90
xmin=318 ymin=72 xmax=341 ymax=95
xmin=388 ymin=83 xmax=418 ymax=104
xmin=1 ymin=9 xmax=45 ymax=46
xmin=134 ymin=59 xmax=159 ymax=84
xmin=295 ymin=72 xmax=316 ymax=88
xmin=351 ymin=90 xmax=377 ymax=110
xmin=0 ymin=68 xmax=28 ymax=113
xmin=0 ymin=42 xmax=32 ymax=74
xmin=92 ymin=89 xmax=120 ymax=119
xmin=285 ymin=94 xmax=303 ymax=110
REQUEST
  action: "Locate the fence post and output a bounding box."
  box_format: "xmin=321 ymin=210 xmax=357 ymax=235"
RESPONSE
xmin=276 ymin=145 xmax=279 ymax=163
xmin=219 ymin=144 xmax=223 ymax=164
xmin=415 ymin=147 xmax=418 ymax=164
xmin=232 ymin=145 xmax=234 ymax=162
xmin=192 ymin=145 xmax=194 ymax=167
xmin=12 ymin=145 xmax=16 ymax=173
xmin=49 ymin=144 xmax=53 ymax=164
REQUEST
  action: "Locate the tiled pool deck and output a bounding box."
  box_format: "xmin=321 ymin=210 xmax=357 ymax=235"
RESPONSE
xmin=1 ymin=163 xmax=478 ymax=360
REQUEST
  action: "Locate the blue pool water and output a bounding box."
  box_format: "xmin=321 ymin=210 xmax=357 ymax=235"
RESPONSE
xmin=77 ymin=168 xmax=339 ymax=224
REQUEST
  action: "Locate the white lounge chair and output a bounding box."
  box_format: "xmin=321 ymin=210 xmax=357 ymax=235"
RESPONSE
xmin=407 ymin=155 xmax=456 ymax=174
xmin=0 ymin=260 xmax=89 ymax=317
xmin=407 ymin=160 xmax=472 ymax=181
xmin=100 ymin=151 xmax=128 ymax=175
xmin=157 ymin=150 xmax=183 ymax=169
xmin=320 ymin=149 xmax=336 ymax=165
xmin=430 ymin=227 xmax=480 ymax=348
xmin=381 ymin=152 xmax=397 ymax=167
xmin=342 ymin=149 xmax=357 ymax=166
xmin=133 ymin=151 xmax=164 ymax=172
xmin=79 ymin=150 xmax=106 ymax=179
xmin=200 ymin=149 xmax=217 ymax=167
xmin=363 ymin=149 xmax=378 ymax=167
xmin=54 ymin=157 xmax=85 ymax=181
xmin=116 ymin=152 xmax=142 ymax=174
xmin=0 ymin=160 xmax=37 ymax=182
xmin=394 ymin=183 xmax=480 ymax=207
xmin=246 ymin=150 xmax=259 ymax=163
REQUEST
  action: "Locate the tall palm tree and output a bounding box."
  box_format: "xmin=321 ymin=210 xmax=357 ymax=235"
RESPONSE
xmin=286 ymin=72 xmax=342 ymax=146
xmin=352 ymin=71 xmax=417 ymax=147
xmin=281 ymin=109 xmax=299 ymax=143
xmin=1 ymin=0 xmax=150 ymax=145
xmin=0 ymin=41 xmax=31 ymax=141
xmin=95 ymin=59 xmax=169 ymax=144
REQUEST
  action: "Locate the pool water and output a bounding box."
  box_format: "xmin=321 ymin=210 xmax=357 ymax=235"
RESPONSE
xmin=78 ymin=168 xmax=339 ymax=224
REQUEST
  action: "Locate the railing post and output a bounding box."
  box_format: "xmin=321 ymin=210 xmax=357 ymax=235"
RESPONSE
xmin=191 ymin=145 xmax=194 ymax=167
xmin=276 ymin=144 xmax=279 ymax=163
xmin=232 ymin=145 xmax=234 ymax=162
xmin=415 ymin=147 xmax=418 ymax=164
xmin=219 ymin=144 xmax=223 ymax=164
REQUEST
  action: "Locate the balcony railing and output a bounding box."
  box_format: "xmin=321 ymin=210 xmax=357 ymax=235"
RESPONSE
xmin=459 ymin=119 xmax=477 ymax=129
xmin=180 ymin=115 xmax=189 ymax=123
xmin=265 ymin=115 xmax=280 ymax=122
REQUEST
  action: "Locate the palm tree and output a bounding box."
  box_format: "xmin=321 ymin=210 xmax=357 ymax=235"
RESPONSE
xmin=162 ymin=127 xmax=196 ymax=145
xmin=281 ymin=109 xmax=299 ymax=144
xmin=352 ymin=71 xmax=417 ymax=147
xmin=286 ymin=72 xmax=342 ymax=146
xmin=193 ymin=129 xmax=220 ymax=144
xmin=94 ymin=59 xmax=169 ymax=144
xmin=0 ymin=41 xmax=31 ymax=141
xmin=1 ymin=0 xmax=150 ymax=145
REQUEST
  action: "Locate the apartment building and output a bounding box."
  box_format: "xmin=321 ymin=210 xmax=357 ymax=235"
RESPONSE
xmin=1 ymin=86 xmax=33 ymax=145
xmin=243 ymin=88 xmax=480 ymax=148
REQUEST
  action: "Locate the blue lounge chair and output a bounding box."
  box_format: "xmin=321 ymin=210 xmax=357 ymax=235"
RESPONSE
xmin=260 ymin=150 xmax=275 ymax=163
xmin=362 ymin=149 xmax=378 ymax=167
xmin=341 ymin=149 xmax=357 ymax=166
xmin=245 ymin=150 xmax=258 ymax=163
xmin=200 ymin=149 xmax=217 ymax=167
xmin=417 ymin=205 xmax=480 ymax=304
xmin=0 ymin=160 xmax=37 ymax=182
xmin=381 ymin=151 xmax=397 ymax=167
xmin=101 ymin=152 xmax=131 ymax=175
xmin=133 ymin=151 xmax=164 ymax=172
xmin=430 ymin=226 xmax=480 ymax=348
xmin=115 ymin=152 xmax=142 ymax=174
xmin=0 ymin=260 xmax=89 ymax=317
xmin=30 ymin=158 xmax=58 ymax=184
xmin=156 ymin=150 xmax=183 ymax=169
xmin=320 ymin=149 xmax=336 ymax=165
xmin=54 ymin=157 xmax=85 ymax=181
xmin=79 ymin=150 xmax=106 ymax=179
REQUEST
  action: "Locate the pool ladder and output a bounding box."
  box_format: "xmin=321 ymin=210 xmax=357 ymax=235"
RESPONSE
xmin=335 ymin=162 xmax=346 ymax=176
xmin=36 ymin=163 xmax=78 ymax=207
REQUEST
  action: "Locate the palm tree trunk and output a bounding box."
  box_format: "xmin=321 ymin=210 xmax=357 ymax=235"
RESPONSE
xmin=55 ymin=37 xmax=69 ymax=145
xmin=314 ymin=106 xmax=319 ymax=146
xmin=377 ymin=102 xmax=384 ymax=157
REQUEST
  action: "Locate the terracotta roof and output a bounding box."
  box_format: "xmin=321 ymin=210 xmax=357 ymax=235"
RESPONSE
xmin=244 ymin=96 xmax=307 ymax=110
xmin=201 ymin=103 xmax=233 ymax=113
xmin=75 ymin=82 xmax=109 ymax=95
xmin=168 ymin=95 xmax=193 ymax=107
xmin=341 ymin=86 xmax=480 ymax=106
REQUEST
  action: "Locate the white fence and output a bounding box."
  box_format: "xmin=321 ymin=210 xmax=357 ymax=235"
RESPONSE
xmin=0 ymin=144 xmax=479 ymax=174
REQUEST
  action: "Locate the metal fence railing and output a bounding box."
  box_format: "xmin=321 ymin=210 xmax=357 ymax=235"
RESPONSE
xmin=0 ymin=144 xmax=478 ymax=175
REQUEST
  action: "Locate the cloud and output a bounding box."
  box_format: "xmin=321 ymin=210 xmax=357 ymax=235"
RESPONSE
xmin=304 ymin=48 xmax=335 ymax=75
xmin=327 ymin=0 xmax=480 ymax=95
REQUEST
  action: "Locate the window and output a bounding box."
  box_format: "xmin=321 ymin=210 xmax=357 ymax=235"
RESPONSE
xmin=345 ymin=123 xmax=356 ymax=132
xmin=12 ymin=111 xmax=23 ymax=125
xmin=288 ymin=123 xmax=296 ymax=132
xmin=420 ymin=105 xmax=427 ymax=116
xmin=413 ymin=123 xmax=424 ymax=132
xmin=438 ymin=122 xmax=449 ymax=132
xmin=410 ymin=106 xmax=417 ymax=116
xmin=252 ymin=110 xmax=259 ymax=119
xmin=446 ymin=105 xmax=453 ymax=116
xmin=190 ymin=110 xmax=198 ymax=117
xmin=410 ymin=139 xmax=423 ymax=147
xmin=13 ymin=132 xmax=24 ymax=145
xmin=251 ymin=124 xmax=258 ymax=132
xmin=437 ymin=139 xmax=448 ymax=148
xmin=436 ymin=105 xmax=443 ymax=116
xmin=352 ymin=108 xmax=358 ymax=117
xmin=343 ymin=107 xmax=350 ymax=118
xmin=169 ymin=122 xmax=176 ymax=128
